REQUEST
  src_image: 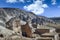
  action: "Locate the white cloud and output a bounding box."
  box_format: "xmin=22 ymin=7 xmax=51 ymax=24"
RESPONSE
xmin=6 ymin=0 xmax=25 ymax=3
xmin=42 ymin=4 xmax=48 ymax=8
xmin=6 ymin=0 xmax=17 ymax=3
xmin=19 ymin=0 xmax=25 ymax=3
xmin=24 ymin=0 xmax=48 ymax=15
xmin=51 ymin=0 xmax=56 ymax=5
xmin=27 ymin=0 xmax=31 ymax=2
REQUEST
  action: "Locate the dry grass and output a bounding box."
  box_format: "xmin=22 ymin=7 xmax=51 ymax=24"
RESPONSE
xmin=46 ymin=23 xmax=60 ymax=28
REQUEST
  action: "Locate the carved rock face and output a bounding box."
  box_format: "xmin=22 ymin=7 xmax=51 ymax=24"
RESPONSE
xmin=21 ymin=22 xmax=32 ymax=38
xmin=12 ymin=19 xmax=21 ymax=33
xmin=35 ymin=29 xmax=49 ymax=35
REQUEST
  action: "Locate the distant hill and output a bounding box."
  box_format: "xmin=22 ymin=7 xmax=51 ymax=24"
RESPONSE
xmin=0 ymin=8 xmax=60 ymax=29
xmin=49 ymin=17 xmax=60 ymax=23
xmin=0 ymin=8 xmax=55 ymax=24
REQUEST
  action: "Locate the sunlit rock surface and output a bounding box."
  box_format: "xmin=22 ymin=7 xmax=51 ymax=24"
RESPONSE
xmin=0 ymin=8 xmax=60 ymax=40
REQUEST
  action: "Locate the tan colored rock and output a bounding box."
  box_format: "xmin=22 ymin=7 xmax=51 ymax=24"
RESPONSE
xmin=21 ymin=22 xmax=32 ymax=38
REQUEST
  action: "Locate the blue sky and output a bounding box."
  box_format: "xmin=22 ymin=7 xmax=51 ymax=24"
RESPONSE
xmin=0 ymin=0 xmax=60 ymax=17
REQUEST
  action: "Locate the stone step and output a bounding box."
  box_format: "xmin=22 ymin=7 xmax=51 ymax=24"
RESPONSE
xmin=36 ymin=37 xmax=53 ymax=40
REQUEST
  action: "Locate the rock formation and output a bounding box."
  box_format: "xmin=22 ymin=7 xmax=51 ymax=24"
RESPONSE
xmin=0 ymin=8 xmax=60 ymax=40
